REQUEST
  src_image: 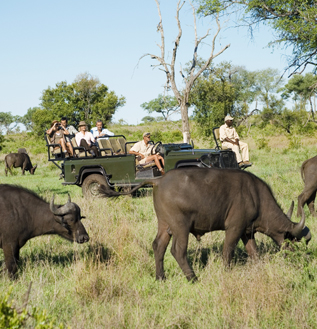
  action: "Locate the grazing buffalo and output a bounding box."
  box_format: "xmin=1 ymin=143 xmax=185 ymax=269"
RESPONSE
xmin=5 ymin=152 xmax=37 ymax=176
xmin=298 ymin=156 xmax=317 ymax=217
xmin=0 ymin=184 xmax=89 ymax=277
xmin=99 ymin=167 xmax=311 ymax=281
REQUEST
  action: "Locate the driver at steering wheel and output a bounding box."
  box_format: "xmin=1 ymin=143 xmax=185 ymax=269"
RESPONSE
xmin=129 ymin=132 xmax=165 ymax=174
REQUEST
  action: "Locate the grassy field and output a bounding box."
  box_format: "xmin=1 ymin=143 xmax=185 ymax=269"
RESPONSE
xmin=1 ymin=131 xmax=317 ymax=328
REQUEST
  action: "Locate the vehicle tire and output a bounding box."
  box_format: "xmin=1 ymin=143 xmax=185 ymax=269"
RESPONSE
xmin=82 ymin=174 xmax=110 ymax=199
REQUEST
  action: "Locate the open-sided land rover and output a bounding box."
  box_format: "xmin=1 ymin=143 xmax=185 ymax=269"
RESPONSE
xmin=45 ymin=134 xmax=238 ymax=198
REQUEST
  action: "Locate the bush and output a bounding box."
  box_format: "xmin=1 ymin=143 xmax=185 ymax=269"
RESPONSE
xmin=0 ymin=286 xmax=63 ymax=329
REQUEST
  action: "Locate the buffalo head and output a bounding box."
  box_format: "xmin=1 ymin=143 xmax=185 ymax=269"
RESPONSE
xmin=50 ymin=194 xmax=89 ymax=244
xmin=30 ymin=165 xmax=37 ymax=175
xmin=285 ymin=202 xmax=311 ymax=245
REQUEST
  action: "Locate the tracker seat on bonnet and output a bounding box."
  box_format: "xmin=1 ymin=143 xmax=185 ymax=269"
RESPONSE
xmin=213 ymin=127 xmax=229 ymax=150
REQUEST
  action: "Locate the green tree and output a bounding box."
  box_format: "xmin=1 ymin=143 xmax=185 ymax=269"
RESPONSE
xmin=255 ymin=68 xmax=283 ymax=108
xmin=191 ymin=63 xmax=236 ymax=137
xmin=282 ymin=73 xmax=317 ymax=119
xmin=20 ymin=107 xmax=41 ymax=131
xmin=197 ymin=0 xmax=317 ymax=74
xmin=0 ymin=112 xmax=20 ymax=135
xmin=141 ymin=94 xmax=179 ymax=121
xmin=191 ymin=62 xmax=261 ymax=137
xmin=30 ymin=73 xmax=125 ymax=136
xmin=0 ymin=132 xmax=4 ymax=150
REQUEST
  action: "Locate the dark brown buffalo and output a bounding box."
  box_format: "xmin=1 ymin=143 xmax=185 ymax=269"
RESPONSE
xmin=5 ymin=153 xmax=37 ymax=176
xmin=298 ymin=156 xmax=317 ymax=217
xmin=0 ymin=184 xmax=89 ymax=277
xmin=99 ymin=167 xmax=311 ymax=281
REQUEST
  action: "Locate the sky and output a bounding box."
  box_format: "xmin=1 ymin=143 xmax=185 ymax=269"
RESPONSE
xmin=0 ymin=0 xmax=293 ymax=125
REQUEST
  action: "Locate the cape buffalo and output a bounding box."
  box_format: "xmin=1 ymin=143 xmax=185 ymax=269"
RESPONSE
xmin=298 ymin=156 xmax=317 ymax=217
xmin=5 ymin=152 xmax=37 ymax=176
xmin=0 ymin=184 xmax=89 ymax=277
xmin=99 ymin=167 xmax=311 ymax=281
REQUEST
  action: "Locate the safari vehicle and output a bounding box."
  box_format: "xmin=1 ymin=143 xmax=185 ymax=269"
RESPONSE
xmin=45 ymin=134 xmax=238 ymax=198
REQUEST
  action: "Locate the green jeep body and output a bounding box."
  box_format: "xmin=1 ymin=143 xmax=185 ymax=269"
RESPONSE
xmin=45 ymin=134 xmax=238 ymax=198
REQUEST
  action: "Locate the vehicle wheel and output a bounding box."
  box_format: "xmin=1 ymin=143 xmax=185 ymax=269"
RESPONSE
xmin=82 ymin=174 xmax=110 ymax=199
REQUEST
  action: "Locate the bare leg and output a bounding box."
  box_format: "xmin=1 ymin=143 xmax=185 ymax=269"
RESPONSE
xmin=66 ymin=142 xmax=74 ymax=156
xmin=58 ymin=139 xmax=67 ymax=152
xmin=144 ymin=154 xmax=164 ymax=171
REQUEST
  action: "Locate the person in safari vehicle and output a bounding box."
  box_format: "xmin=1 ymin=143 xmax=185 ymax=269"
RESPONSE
xmin=129 ymin=132 xmax=165 ymax=174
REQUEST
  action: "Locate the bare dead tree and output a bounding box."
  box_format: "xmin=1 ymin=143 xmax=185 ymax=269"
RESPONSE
xmin=141 ymin=0 xmax=230 ymax=143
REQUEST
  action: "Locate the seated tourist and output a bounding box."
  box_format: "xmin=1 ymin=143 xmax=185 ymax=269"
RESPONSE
xmin=129 ymin=132 xmax=165 ymax=174
xmin=91 ymin=120 xmax=114 ymax=140
xmin=75 ymin=121 xmax=99 ymax=157
xmin=46 ymin=120 xmax=73 ymax=157
xmin=219 ymin=115 xmax=252 ymax=168
xmin=60 ymin=116 xmax=78 ymax=143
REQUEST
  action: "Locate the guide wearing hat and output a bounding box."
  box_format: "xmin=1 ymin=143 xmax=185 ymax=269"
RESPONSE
xmin=75 ymin=121 xmax=99 ymax=157
xmin=129 ymin=132 xmax=165 ymax=174
xmin=219 ymin=115 xmax=252 ymax=168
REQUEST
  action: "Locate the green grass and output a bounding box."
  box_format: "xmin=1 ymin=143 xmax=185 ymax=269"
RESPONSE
xmin=1 ymin=132 xmax=317 ymax=328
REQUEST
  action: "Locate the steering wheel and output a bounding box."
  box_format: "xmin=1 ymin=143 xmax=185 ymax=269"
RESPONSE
xmin=151 ymin=141 xmax=163 ymax=155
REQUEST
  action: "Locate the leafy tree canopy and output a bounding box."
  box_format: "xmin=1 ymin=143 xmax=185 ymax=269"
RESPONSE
xmin=27 ymin=73 xmax=125 ymax=136
xmin=190 ymin=62 xmax=282 ymax=138
xmin=140 ymin=94 xmax=179 ymax=121
xmin=0 ymin=112 xmax=20 ymax=135
xmin=196 ymin=0 xmax=317 ymax=74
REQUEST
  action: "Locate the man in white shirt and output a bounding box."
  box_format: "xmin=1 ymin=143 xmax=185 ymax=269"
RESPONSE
xmin=219 ymin=115 xmax=252 ymax=168
xmin=129 ymin=132 xmax=165 ymax=174
xmin=91 ymin=120 xmax=114 ymax=140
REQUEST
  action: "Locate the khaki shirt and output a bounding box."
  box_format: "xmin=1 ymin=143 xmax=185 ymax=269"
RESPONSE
xmin=49 ymin=130 xmax=65 ymax=144
xmin=219 ymin=123 xmax=239 ymax=142
xmin=130 ymin=140 xmax=153 ymax=157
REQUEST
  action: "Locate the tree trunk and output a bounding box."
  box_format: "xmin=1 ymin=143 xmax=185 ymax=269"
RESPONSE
xmin=180 ymin=101 xmax=191 ymax=143
xmin=309 ymin=97 xmax=315 ymax=121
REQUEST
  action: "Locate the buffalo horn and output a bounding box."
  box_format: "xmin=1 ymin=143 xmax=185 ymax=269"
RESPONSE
xmin=291 ymin=209 xmax=306 ymax=238
xmin=67 ymin=193 xmax=71 ymax=203
xmin=286 ymin=201 xmax=294 ymax=219
xmin=50 ymin=195 xmax=72 ymax=216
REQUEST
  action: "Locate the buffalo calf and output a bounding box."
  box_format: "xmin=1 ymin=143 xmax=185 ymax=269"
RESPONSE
xmin=0 ymin=184 xmax=89 ymax=277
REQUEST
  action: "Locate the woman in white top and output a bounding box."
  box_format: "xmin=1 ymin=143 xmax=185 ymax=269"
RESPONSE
xmin=75 ymin=121 xmax=99 ymax=157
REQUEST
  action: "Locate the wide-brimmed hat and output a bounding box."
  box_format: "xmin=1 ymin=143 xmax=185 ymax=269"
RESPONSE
xmin=224 ymin=115 xmax=234 ymax=122
xmin=78 ymin=121 xmax=87 ymax=127
xmin=143 ymin=132 xmax=151 ymax=137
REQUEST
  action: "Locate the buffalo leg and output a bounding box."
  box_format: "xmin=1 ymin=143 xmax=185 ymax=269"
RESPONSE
xmin=5 ymin=165 xmax=12 ymax=176
xmin=3 ymin=244 xmax=20 ymax=277
xmin=307 ymin=191 xmax=317 ymax=217
xmin=170 ymin=232 xmax=196 ymax=281
xmin=223 ymin=229 xmax=244 ymax=267
xmin=152 ymin=224 xmax=171 ymax=280
xmin=298 ymin=189 xmax=317 ymax=217
xmin=241 ymin=233 xmax=258 ymax=260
